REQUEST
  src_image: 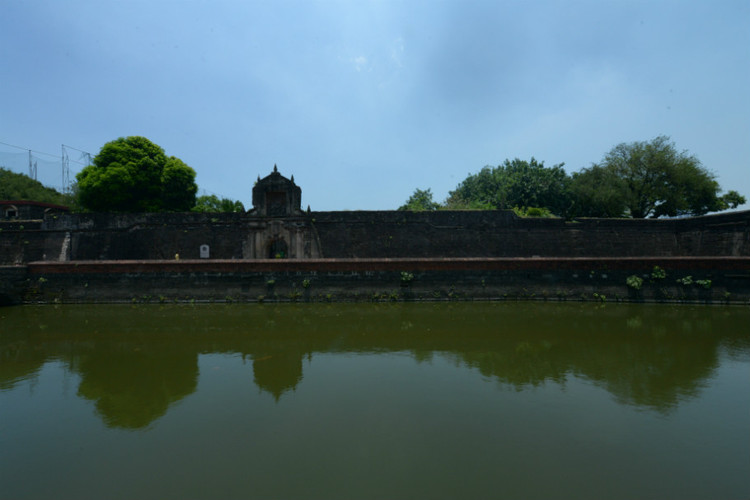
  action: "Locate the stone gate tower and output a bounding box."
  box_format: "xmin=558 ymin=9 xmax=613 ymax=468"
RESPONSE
xmin=244 ymin=166 xmax=320 ymax=259
xmin=251 ymin=165 xmax=303 ymax=216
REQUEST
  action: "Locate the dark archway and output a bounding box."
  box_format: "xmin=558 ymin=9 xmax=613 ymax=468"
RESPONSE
xmin=268 ymin=238 xmax=288 ymax=259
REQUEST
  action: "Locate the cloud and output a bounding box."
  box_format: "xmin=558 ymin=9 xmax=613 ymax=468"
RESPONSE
xmin=390 ymin=37 xmax=404 ymax=67
xmin=352 ymin=56 xmax=369 ymax=72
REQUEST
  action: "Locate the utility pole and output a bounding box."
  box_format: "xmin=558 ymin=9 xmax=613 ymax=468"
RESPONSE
xmin=62 ymin=145 xmax=70 ymax=193
xmin=28 ymin=150 xmax=37 ymax=180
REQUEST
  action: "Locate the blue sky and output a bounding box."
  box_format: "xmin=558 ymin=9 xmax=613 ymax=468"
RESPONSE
xmin=2 ymin=0 xmax=748 ymax=211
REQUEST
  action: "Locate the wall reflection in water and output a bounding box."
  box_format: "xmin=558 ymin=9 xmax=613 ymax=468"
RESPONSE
xmin=1 ymin=302 xmax=748 ymax=429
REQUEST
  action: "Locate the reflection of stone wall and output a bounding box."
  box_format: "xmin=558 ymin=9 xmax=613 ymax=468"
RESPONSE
xmin=2 ymin=303 xmax=747 ymax=428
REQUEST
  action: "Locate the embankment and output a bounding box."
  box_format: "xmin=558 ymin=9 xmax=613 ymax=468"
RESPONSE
xmin=3 ymin=257 xmax=749 ymax=305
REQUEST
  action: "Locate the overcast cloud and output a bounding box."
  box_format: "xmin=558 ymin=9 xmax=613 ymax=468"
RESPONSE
xmin=1 ymin=0 xmax=748 ymax=211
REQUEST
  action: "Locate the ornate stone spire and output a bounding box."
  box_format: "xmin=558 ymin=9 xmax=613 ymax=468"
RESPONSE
xmin=251 ymin=166 xmax=303 ymax=216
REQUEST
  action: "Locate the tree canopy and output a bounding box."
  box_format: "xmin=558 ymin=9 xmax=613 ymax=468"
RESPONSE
xmin=444 ymin=158 xmax=571 ymax=215
xmin=76 ymin=136 xmax=198 ymax=212
xmin=568 ymin=164 xmax=628 ymax=218
xmin=399 ymin=137 xmax=745 ymax=219
xmin=0 ymin=168 xmax=75 ymax=206
xmin=577 ymin=136 xmax=745 ymax=218
xmin=398 ymin=188 xmax=440 ymax=211
xmin=192 ymin=194 xmax=245 ymax=213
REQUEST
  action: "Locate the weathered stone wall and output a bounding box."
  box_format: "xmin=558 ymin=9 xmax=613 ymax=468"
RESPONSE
xmin=311 ymin=210 xmax=750 ymax=258
xmin=1 ymin=212 xmax=322 ymax=263
xmin=1 ymin=209 xmax=749 ymax=266
xmin=0 ymin=266 xmax=28 ymax=305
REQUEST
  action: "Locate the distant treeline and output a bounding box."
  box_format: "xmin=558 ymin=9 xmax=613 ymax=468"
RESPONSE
xmin=400 ymin=136 xmax=745 ymax=218
xmin=0 ymin=168 xmax=76 ymax=207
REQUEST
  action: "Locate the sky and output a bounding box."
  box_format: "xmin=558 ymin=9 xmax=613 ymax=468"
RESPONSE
xmin=1 ymin=0 xmax=749 ymax=211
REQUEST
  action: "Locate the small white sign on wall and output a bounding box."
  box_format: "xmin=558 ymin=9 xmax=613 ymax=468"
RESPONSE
xmin=200 ymin=244 xmax=210 ymax=259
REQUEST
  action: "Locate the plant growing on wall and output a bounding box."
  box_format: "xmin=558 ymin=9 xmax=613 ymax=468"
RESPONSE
xmin=511 ymin=206 xmax=555 ymax=218
xmin=626 ymin=275 xmax=643 ymax=290
xmin=651 ymin=266 xmax=666 ymax=280
xmin=695 ymin=279 xmax=712 ymax=289
xmin=400 ymin=272 xmax=414 ymax=287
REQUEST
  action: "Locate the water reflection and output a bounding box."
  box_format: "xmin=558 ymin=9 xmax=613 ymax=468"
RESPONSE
xmin=250 ymin=351 xmax=304 ymax=400
xmin=75 ymin=345 xmax=198 ymax=429
xmin=1 ymin=303 xmax=748 ymax=429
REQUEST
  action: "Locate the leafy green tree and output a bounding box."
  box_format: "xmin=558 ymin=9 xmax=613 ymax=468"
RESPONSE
xmin=569 ymin=165 xmax=628 ymax=218
xmin=192 ymin=194 xmax=245 ymax=213
xmin=0 ymin=168 xmax=75 ymax=206
xmin=445 ymin=158 xmax=572 ymax=216
xmin=593 ymin=136 xmax=744 ymax=218
xmin=718 ymin=190 xmax=746 ymax=211
xmin=443 ymin=167 xmax=498 ymax=210
xmin=162 ymin=157 xmax=200 ymax=211
xmin=398 ymin=188 xmax=441 ymax=211
xmin=76 ymin=136 xmax=197 ymax=212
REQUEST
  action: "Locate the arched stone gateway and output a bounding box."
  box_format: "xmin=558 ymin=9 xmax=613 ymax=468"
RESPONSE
xmin=267 ymin=237 xmax=288 ymax=259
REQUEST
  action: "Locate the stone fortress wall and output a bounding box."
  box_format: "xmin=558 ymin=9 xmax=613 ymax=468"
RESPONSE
xmin=1 ymin=207 xmax=749 ymax=265
xmin=1 ymin=168 xmax=749 ymax=305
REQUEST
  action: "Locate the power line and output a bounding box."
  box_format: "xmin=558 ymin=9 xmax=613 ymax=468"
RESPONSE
xmin=1 ymin=139 xmax=93 ymax=192
xmin=62 ymin=144 xmax=93 ymax=167
xmin=62 ymin=144 xmax=90 ymax=155
xmin=0 ymin=140 xmax=59 ymax=159
xmin=0 ymin=140 xmax=92 ymax=165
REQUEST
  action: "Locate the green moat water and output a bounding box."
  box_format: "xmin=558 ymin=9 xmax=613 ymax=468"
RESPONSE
xmin=1 ymin=303 xmax=749 ymax=499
